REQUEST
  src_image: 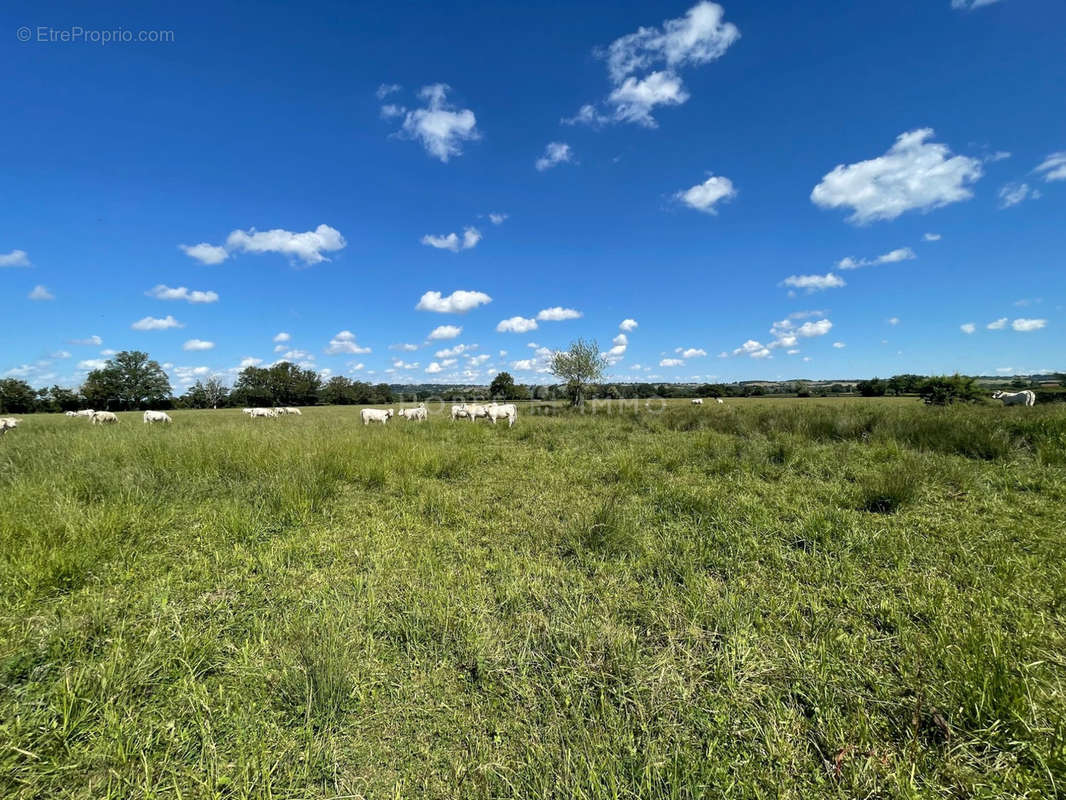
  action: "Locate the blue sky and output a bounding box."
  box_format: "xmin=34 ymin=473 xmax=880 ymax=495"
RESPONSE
xmin=2 ymin=0 xmax=1063 ymax=390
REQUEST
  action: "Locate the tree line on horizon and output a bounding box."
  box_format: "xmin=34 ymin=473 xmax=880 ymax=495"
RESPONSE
xmin=0 ymin=347 xmax=1063 ymax=414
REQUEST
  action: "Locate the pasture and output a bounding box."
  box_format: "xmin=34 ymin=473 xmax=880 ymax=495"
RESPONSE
xmin=1 ymin=400 xmax=1064 ymax=799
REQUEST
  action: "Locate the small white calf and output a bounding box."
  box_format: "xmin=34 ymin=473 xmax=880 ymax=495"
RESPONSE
xmin=691 ymin=398 xmax=703 ymax=405
xmin=486 ymin=403 xmax=517 ymax=427
xmin=398 ymin=405 xmax=427 ymax=421
xmin=91 ymin=411 xmax=118 ymax=425
xmin=716 ymin=398 xmax=724 ymax=404
xmin=143 ymin=410 xmax=172 ymax=424
xmin=361 ymin=408 xmax=393 ymax=425
xmin=0 ymin=419 xmax=18 ymax=436
xmin=248 ymin=407 xmax=278 ymax=419
xmin=282 ymin=407 xmax=302 ymax=416
xmin=992 ymin=390 xmax=1036 ymax=407
xmin=64 ymin=411 xmax=77 ymax=417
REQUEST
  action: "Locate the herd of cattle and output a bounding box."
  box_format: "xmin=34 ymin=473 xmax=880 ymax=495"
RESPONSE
xmin=0 ymin=391 xmax=1047 ymax=439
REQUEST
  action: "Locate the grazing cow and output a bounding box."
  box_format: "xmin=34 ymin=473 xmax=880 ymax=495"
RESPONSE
xmin=398 ymin=404 xmax=427 ymax=421
xmin=90 ymin=411 xmax=119 ymax=425
xmin=74 ymin=409 xmax=95 ymax=418
xmin=248 ymin=407 xmax=278 ymax=419
xmin=242 ymin=408 xmax=254 ymax=415
xmin=716 ymin=398 xmax=724 ymax=404
xmin=992 ymin=390 xmax=1036 ymax=407
xmin=451 ymin=404 xmax=470 ymax=421
xmin=691 ymin=398 xmax=703 ymax=405
xmin=283 ymin=407 xmax=302 ymax=416
xmin=486 ymin=403 xmax=518 ymax=427
xmin=361 ymin=408 xmax=393 ymax=425
xmin=0 ymin=417 xmax=21 ymax=434
xmin=64 ymin=411 xmax=77 ymax=417
xmin=465 ymin=403 xmax=490 ymax=422
xmin=143 ymin=410 xmax=172 ymax=424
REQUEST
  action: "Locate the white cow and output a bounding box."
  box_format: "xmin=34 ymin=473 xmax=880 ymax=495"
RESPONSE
xmin=716 ymin=398 xmax=724 ymax=404
xmin=248 ymin=407 xmax=278 ymax=419
xmin=992 ymin=390 xmax=1036 ymax=407
xmin=90 ymin=411 xmax=118 ymax=425
xmin=398 ymin=404 xmax=427 ymax=421
xmin=282 ymin=407 xmax=302 ymax=416
xmin=465 ymin=403 xmax=490 ymax=422
xmin=361 ymin=408 xmax=393 ymax=425
xmin=64 ymin=411 xmax=77 ymax=417
xmin=74 ymin=409 xmax=95 ymax=418
xmin=242 ymin=408 xmax=254 ymax=415
xmin=691 ymin=398 xmax=703 ymax=405
xmin=0 ymin=418 xmax=18 ymax=436
xmin=143 ymin=410 xmax=172 ymax=424
xmin=486 ymin=403 xmax=517 ymax=427
xmin=451 ymin=404 xmax=470 ymax=421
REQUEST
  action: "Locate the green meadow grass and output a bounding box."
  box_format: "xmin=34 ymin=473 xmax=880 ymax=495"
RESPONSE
xmin=1 ymin=400 xmax=1064 ymax=799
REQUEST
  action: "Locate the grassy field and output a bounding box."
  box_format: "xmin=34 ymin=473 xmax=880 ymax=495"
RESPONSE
xmin=1 ymin=399 xmax=1064 ymax=799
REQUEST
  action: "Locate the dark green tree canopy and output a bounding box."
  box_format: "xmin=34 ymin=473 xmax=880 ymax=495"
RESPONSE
xmin=81 ymin=351 xmax=171 ymax=410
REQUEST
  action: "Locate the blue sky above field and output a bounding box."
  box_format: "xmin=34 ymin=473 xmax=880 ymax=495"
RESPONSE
xmin=1 ymin=0 xmax=1063 ymax=389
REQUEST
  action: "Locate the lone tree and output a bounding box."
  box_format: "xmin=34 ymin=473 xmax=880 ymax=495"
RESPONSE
xmin=490 ymin=371 xmax=516 ymax=401
xmin=81 ymin=351 xmax=172 ymax=410
xmin=550 ymin=339 xmax=605 ymax=406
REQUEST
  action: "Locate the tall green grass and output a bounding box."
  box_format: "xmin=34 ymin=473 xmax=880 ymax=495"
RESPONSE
xmin=0 ymin=401 xmax=1064 ymax=798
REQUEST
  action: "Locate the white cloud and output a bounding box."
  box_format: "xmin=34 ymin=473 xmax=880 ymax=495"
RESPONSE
xmin=796 ymin=319 xmax=833 ymax=338
xmin=348 ymin=362 xmax=365 ymax=372
xmin=183 ymin=339 xmax=215 ymax=351
xmin=179 ymin=243 xmax=228 ymax=265
xmin=836 ymin=247 xmax=916 ymax=269
xmin=951 ymin=0 xmax=1003 ymax=10
xmin=960 ymin=322 xmax=976 ymax=334
xmin=987 ymin=317 xmax=1008 ymax=330
xmin=239 ymin=357 xmax=262 ymax=368
xmin=781 ymin=273 xmax=845 ymax=292
xmin=51 ymin=350 xmax=71 ymax=359
xmin=537 ymin=306 xmax=582 ymax=321
xmin=0 ymin=249 xmax=31 ymax=268
xmin=998 ymin=182 xmax=1040 ymax=209
xmin=28 ymin=285 xmax=54 ymax=301
xmin=147 ymin=284 xmax=219 ymax=303
xmin=732 ymin=340 xmax=771 ymax=359
xmin=535 ymin=142 xmax=574 ymax=171
xmin=619 ymin=318 xmax=638 ymax=332
xmin=468 ymin=354 xmax=490 ymax=366
xmin=1034 ymin=152 xmax=1066 ymax=182
xmin=380 ymin=104 xmax=404 ymax=119
xmin=511 ymin=359 xmax=536 ymax=371
xmin=571 ymin=2 xmax=739 ymax=127
xmin=428 ymin=324 xmax=462 ymax=340
xmin=786 ymin=349 xmax=801 ymax=355
xmin=496 ymin=316 xmax=538 ymax=333
xmin=811 ymin=129 xmax=983 ymax=224
xmin=391 ymin=342 xmax=420 ymax=352
xmin=416 ymin=289 xmax=492 ymax=312
xmin=78 ymin=359 xmax=108 ymax=370
xmin=425 ymin=362 xmax=443 ymax=374
xmin=923 ymin=232 xmax=942 ymax=242
xmin=392 ymin=360 xmax=419 ymax=370
xmin=488 ymin=213 xmax=508 ymax=225
xmin=279 ymin=349 xmax=314 ymax=362
xmin=660 ymin=358 xmax=685 ymax=367
xmin=888 ymin=317 xmax=900 ymax=326
xmin=325 ymin=330 xmax=371 ymax=355
xmin=679 ymin=347 xmax=706 ymax=358
xmin=832 ymin=342 xmax=846 ymax=349
xmin=70 ymin=335 xmax=103 ymax=346
xmin=273 ymin=332 xmax=291 ymax=343
xmin=100 ymin=349 xmax=117 ymax=356
xmin=393 ymin=84 xmax=480 ymax=163
xmin=435 ymin=343 xmax=472 ymax=358
xmin=1012 ymin=318 xmax=1046 ymax=332
xmin=131 ymin=315 xmax=183 ymax=331
xmin=674 ymin=174 xmax=736 ymax=215
xmin=376 ymin=83 xmax=402 ymax=99
xmin=225 ymin=224 xmax=346 ymax=266
xmin=421 ymin=226 xmax=482 ymax=252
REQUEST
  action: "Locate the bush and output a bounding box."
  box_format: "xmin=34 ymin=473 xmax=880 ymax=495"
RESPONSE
xmin=919 ymin=374 xmax=982 ymax=406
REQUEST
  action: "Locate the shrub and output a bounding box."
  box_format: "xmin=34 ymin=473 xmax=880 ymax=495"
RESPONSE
xmin=919 ymin=374 xmax=983 ymax=406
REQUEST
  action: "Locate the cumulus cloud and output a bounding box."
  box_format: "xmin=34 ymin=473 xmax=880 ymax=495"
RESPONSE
xmin=325 ymin=330 xmax=371 ymax=355
xmin=51 ymin=350 xmax=71 ymax=359
xmin=391 ymin=343 xmax=420 ymax=352
xmin=435 ymin=343 xmax=473 ymax=358
xmin=183 ymin=339 xmax=215 ymax=351
xmin=619 ymin=318 xmax=638 ymax=332
xmin=951 ymin=0 xmax=1003 ymax=10
xmin=675 ymin=174 xmax=736 ymax=214
xmin=888 ymin=317 xmax=900 ymax=325
xmin=179 ymin=243 xmax=229 ymax=265
xmin=147 ymin=284 xmax=219 ymax=303
xmin=78 ymin=359 xmax=108 ymax=370
xmin=570 ymin=2 xmax=739 ymax=128
xmin=1012 ymin=318 xmax=1046 ymax=332
xmin=660 ymin=358 xmax=685 ymax=367
xmin=781 ymin=273 xmax=846 ymax=292
xmin=28 ymin=285 xmax=54 ymax=301
xmin=833 ymin=342 xmax=846 ymax=348
xmin=390 ymin=84 xmax=480 ymax=162
xmin=1034 ymin=152 xmax=1066 ymax=182
xmin=428 ymin=324 xmax=462 ymax=340
xmin=998 ymin=182 xmax=1040 ymax=209
xmin=537 ymin=306 xmax=582 ymax=321
xmin=70 ymin=335 xmax=103 ymax=346
xmin=376 ymin=83 xmax=402 ymax=99
xmin=273 ymin=332 xmax=291 ymax=343
xmin=678 ymin=347 xmax=706 ymax=358
xmin=239 ymin=357 xmax=262 ymax=368
xmin=0 ymin=249 xmax=31 ymax=268
xmin=496 ymin=316 xmax=538 ymax=333
xmin=923 ymin=233 xmax=942 ymax=242
xmin=416 ymin=289 xmax=492 ymax=312
xmin=131 ymin=315 xmax=183 ymax=331
xmin=733 ymin=340 xmax=771 ymax=359
xmin=425 ymin=362 xmax=443 ymax=374
xmin=488 ymin=213 xmax=508 ymax=225
xmin=836 ymin=247 xmax=916 ymax=269
xmin=535 ymin=142 xmax=574 ymax=171
xmin=960 ymin=323 xmax=976 ymax=334
xmin=225 ymin=224 xmax=346 ymax=265
xmin=987 ymin=317 xmax=1008 ymax=330
xmin=421 ymin=226 xmax=482 ymax=252
xmin=811 ymin=129 xmax=983 ymax=224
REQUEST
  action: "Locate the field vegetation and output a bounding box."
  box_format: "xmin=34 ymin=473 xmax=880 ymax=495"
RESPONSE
xmin=1 ymin=399 xmax=1064 ymax=798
